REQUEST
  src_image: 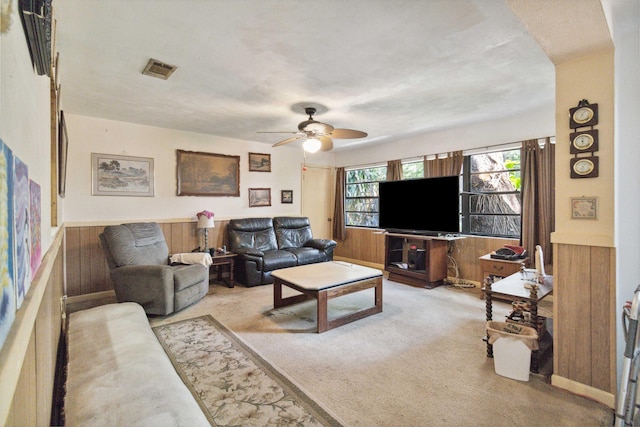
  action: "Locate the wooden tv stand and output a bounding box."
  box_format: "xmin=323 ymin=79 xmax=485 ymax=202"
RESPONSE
xmin=384 ymin=232 xmax=454 ymax=289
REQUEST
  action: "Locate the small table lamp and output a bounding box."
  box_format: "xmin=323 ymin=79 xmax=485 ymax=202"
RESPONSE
xmin=196 ymin=210 xmax=215 ymax=252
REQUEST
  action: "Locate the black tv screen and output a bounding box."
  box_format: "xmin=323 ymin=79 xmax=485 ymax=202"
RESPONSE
xmin=378 ymin=176 xmax=460 ymax=235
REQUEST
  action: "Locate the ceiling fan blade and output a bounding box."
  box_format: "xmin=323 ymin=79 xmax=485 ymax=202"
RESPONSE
xmin=330 ymin=128 xmax=368 ymax=139
xmin=257 ymin=131 xmax=300 ymax=134
xmin=272 ymin=135 xmax=304 ymax=147
xmin=318 ymin=136 xmax=333 ymax=151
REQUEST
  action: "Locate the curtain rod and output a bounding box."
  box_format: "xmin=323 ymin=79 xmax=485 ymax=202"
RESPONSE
xmin=463 ymin=136 xmax=555 ymax=156
xmin=343 ymin=136 xmax=555 ymax=170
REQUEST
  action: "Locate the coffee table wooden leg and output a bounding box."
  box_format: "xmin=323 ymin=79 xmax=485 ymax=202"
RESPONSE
xmin=317 ymin=291 xmax=328 ymax=333
xmin=375 ymin=277 xmax=383 ymax=312
xmin=274 ymin=280 xmax=284 ymax=308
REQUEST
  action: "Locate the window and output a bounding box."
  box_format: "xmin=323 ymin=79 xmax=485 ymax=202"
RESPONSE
xmin=345 ymin=160 xmax=421 ymax=227
xmin=345 ymin=165 xmax=386 ymax=227
xmin=402 ymin=160 xmax=423 ymax=179
xmin=344 ymin=149 xmax=522 ymax=237
xmin=461 ymin=149 xmax=521 ymax=238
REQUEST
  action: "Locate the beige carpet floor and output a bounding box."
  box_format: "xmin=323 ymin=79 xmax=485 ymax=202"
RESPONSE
xmin=149 ymin=277 xmax=614 ymax=426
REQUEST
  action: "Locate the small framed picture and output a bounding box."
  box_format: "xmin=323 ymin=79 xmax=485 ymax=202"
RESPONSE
xmin=281 ymin=190 xmax=293 ymax=204
xmin=571 ymin=197 xmax=597 ymax=219
xmin=248 ymin=152 xmax=271 ymax=172
xmin=249 ymin=188 xmax=271 ymax=207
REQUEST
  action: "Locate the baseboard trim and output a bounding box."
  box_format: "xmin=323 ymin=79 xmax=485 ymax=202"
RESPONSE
xmin=65 ymin=291 xmax=117 ymax=314
xmin=65 ymin=290 xmax=116 ymax=304
xmin=333 ymin=257 xmax=384 ymax=271
xmin=551 ymin=374 xmax=615 ymax=408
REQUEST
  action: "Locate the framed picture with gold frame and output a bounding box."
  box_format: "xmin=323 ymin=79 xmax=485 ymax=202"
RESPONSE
xmin=176 ymin=149 xmax=240 ymax=196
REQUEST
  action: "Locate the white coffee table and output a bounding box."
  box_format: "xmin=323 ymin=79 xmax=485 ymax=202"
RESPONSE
xmin=271 ymin=261 xmax=383 ymax=333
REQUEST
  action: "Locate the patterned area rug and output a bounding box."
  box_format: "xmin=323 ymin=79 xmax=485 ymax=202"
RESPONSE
xmin=153 ymin=315 xmax=344 ymax=427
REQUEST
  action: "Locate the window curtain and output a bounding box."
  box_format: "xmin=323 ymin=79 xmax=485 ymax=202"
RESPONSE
xmin=387 ymin=159 xmax=402 ymax=181
xmin=332 ymin=167 xmax=346 ymax=241
xmin=521 ymin=138 xmax=555 ymax=267
xmin=423 ymin=151 xmax=464 ymax=177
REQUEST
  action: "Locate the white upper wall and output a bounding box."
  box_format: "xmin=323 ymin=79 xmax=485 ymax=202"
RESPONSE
xmin=0 ymin=4 xmax=54 ymax=250
xmin=333 ymin=105 xmax=554 ymax=167
xmin=63 ymin=114 xmax=336 ymax=223
xmin=63 ymin=100 xmax=555 ymax=225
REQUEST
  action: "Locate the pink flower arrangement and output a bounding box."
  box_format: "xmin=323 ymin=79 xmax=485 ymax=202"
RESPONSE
xmin=196 ymin=210 xmax=214 ymax=219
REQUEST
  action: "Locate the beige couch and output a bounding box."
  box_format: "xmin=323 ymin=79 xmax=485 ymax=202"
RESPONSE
xmin=64 ymin=302 xmax=209 ymax=426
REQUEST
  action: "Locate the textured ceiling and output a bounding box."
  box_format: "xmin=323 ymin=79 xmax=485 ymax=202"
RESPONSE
xmin=53 ymin=0 xmax=556 ymax=152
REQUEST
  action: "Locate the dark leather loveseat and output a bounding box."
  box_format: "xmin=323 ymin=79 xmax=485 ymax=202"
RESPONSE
xmin=227 ymin=216 xmax=337 ymax=287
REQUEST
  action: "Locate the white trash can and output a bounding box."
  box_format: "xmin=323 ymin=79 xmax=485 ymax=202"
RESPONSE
xmin=486 ymin=321 xmax=538 ymax=381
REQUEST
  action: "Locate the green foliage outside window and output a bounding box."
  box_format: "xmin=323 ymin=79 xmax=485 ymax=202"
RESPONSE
xmin=345 ymin=166 xmax=386 ymax=227
xmin=402 ymin=161 xmax=423 ymax=179
xmin=462 ymin=149 xmax=522 ymax=238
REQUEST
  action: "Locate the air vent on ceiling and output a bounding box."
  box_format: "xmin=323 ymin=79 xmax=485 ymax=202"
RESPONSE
xmin=142 ymin=58 xmax=178 ymax=80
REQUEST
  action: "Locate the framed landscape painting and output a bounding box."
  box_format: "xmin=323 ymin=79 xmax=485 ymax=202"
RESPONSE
xmin=177 ymin=150 xmax=240 ymax=197
xmin=92 ymin=153 xmax=154 ymax=196
xmin=248 ymin=152 xmax=271 ymax=172
xmin=249 ymin=188 xmax=271 ymax=207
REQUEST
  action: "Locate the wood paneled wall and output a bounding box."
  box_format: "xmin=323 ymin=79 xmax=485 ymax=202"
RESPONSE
xmin=553 ymin=243 xmax=616 ymax=394
xmin=65 ymin=220 xmax=230 ymax=297
xmin=68 ymin=223 xmax=520 ymax=297
xmin=334 ymin=227 xmax=519 ymax=283
xmin=1 ymin=229 xmax=64 ymax=426
xmin=334 ymin=228 xmax=386 ymax=267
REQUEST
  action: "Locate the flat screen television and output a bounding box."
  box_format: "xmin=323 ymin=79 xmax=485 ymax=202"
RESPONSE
xmin=378 ymin=176 xmax=460 ymax=235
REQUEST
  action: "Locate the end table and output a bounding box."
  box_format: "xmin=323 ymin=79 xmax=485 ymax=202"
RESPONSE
xmin=210 ymin=252 xmax=237 ymax=288
xmin=479 ymin=253 xmax=529 ymax=299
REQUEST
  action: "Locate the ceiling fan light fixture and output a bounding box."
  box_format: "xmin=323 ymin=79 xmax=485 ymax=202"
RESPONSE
xmin=303 ymin=137 xmax=322 ymax=153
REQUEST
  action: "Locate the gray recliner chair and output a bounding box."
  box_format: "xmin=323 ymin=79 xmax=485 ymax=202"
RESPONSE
xmin=99 ymin=222 xmax=209 ymax=315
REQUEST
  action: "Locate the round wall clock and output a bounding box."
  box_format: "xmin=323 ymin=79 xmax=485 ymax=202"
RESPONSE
xmin=570 ymin=129 xmax=599 ymax=154
xmin=573 ymin=158 xmax=594 ymax=175
xmin=570 ymin=156 xmax=599 ymax=179
xmin=572 ymin=107 xmax=594 ymax=124
xmin=569 ymin=100 xmax=598 ymax=128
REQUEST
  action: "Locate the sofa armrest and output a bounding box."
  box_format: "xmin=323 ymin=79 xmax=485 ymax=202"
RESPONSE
xmin=304 ymin=239 xmax=337 ymax=252
xmin=110 ymin=265 xmax=174 ymax=314
xmin=235 ymin=247 xmax=265 ymax=257
xmin=234 ymin=248 xmax=265 ymax=271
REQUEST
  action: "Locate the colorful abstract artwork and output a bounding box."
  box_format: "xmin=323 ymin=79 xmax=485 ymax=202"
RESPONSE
xmin=13 ymin=156 xmax=30 ymax=309
xmin=29 ymin=180 xmax=41 ymax=278
xmin=0 ymin=140 xmax=15 ymax=352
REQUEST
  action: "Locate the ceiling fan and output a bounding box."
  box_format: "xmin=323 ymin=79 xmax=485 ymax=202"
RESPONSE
xmin=258 ymin=107 xmax=368 ymax=152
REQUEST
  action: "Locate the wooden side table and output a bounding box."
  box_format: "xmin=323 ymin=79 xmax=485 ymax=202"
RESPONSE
xmin=479 ymin=253 xmax=528 ymax=298
xmin=209 ymin=252 xmax=237 ymax=288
